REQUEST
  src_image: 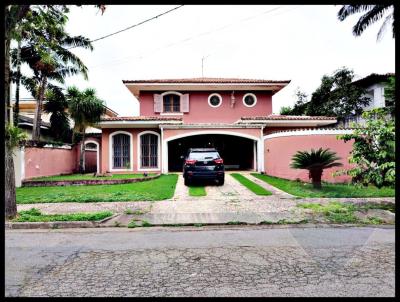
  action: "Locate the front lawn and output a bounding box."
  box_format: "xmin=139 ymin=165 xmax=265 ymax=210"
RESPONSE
xmin=30 ymin=173 xmax=156 ymax=181
xmin=12 ymin=208 xmax=113 ymax=222
xmin=17 ymin=174 xmax=178 ymax=204
xmin=251 ymin=173 xmax=395 ymax=198
xmin=230 ymin=173 xmax=272 ymax=196
xmin=188 ymin=186 xmax=207 ymax=197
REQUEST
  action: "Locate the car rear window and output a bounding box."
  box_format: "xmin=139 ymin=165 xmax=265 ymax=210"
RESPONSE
xmin=189 ymin=152 xmax=220 ymax=160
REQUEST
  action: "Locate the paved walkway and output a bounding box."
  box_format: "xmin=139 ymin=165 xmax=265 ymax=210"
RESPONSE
xmin=17 ymin=172 xmax=394 ymax=225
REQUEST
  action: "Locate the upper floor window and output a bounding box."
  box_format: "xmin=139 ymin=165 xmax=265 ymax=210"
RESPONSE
xmin=208 ymin=93 xmax=222 ymax=108
xmin=163 ymin=94 xmax=180 ymax=112
xmin=243 ymin=93 xmax=257 ymax=107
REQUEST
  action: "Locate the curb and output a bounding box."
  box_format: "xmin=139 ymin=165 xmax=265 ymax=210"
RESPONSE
xmin=5 ymin=221 xmax=395 ymax=230
xmin=5 ymin=221 xmax=99 ymax=230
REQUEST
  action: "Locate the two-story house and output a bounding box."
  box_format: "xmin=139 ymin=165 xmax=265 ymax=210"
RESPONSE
xmin=343 ymin=72 xmax=394 ymax=126
xmin=98 ymin=78 xmax=339 ymax=175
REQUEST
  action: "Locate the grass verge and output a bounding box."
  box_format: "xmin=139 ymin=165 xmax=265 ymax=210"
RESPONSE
xmin=30 ymin=173 xmax=156 ymax=181
xmin=12 ymin=208 xmax=113 ymax=222
xmin=251 ymin=173 xmax=395 ymax=198
xmin=17 ymin=174 xmax=178 ymax=204
xmin=297 ymin=201 xmax=394 ymax=224
xmin=188 ymin=186 xmax=207 ymax=197
xmin=230 ymin=173 xmax=272 ymax=196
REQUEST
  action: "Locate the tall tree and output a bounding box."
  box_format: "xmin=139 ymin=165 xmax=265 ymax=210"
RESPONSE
xmin=67 ymin=87 xmax=105 ymax=173
xmin=384 ymin=76 xmax=395 ymax=116
xmin=337 ymin=5 xmax=394 ymax=41
xmin=43 ymin=87 xmax=73 ymax=143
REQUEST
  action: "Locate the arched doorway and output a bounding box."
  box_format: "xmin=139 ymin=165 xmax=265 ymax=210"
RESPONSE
xmin=165 ymin=132 xmax=258 ymax=172
xmin=84 ymin=140 xmax=99 ymax=174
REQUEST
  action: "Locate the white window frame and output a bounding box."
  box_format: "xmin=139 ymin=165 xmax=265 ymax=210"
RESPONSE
xmin=242 ymin=93 xmax=257 ymax=108
xmin=207 ymin=93 xmax=223 ymax=108
xmin=109 ymin=131 xmax=133 ymax=172
xmin=161 ymin=91 xmax=182 ymax=113
xmin=137 ymin=130 xmax=161 ymax=171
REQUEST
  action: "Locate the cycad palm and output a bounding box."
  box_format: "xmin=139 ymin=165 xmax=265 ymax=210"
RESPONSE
xmin=290 ymin=148 xmax=343 ymax=189
xmin=67 ymin=86 xmax=105 ymax=173
xmin=337 ymin=5 xmax=394 ymax=41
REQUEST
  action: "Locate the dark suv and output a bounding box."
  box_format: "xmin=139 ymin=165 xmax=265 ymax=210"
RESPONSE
xmin=183 ymin=148 xmax=225 ymax=186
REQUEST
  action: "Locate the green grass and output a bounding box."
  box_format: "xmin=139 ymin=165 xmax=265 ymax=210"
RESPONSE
xmin=251 ymin=173 xmax=395 ymax=198
xmin=297 ymin=202 xmax=358 ymax=223
xmin=230 ymin=173 xmax=272 ymax=196
xmin=17 ymin=174 xmax=178 ymax=204
xmin=30 ymin=173 xmax=156 ymax=181
xmin=297 ymin=201 xmax=394 ymax=224
xmin=12 ymin=208 xmax=113 ymax=222
xmin=188 ymin=186 xmax=207 ymax=197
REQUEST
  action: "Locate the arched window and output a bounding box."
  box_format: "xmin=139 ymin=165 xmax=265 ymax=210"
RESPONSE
xmin=112 ymin=133 xmax=131 ymax=169
xmin=163 ymin=94 xmax=180 ymax=112
xmin=140 ymin=133 xmax=159 ymax=169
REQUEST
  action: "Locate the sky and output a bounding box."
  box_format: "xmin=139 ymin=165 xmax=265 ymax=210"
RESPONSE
xmin=15 ymin=5 xmax=395 ymax=116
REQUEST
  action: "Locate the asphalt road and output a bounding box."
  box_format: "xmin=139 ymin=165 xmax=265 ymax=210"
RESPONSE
xmin=5 ymin=225 xmax=395 ymax=297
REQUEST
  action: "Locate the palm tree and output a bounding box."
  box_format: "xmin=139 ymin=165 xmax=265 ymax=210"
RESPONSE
xmin=290 ymin=148 xmax=343 ymax=189
xmin=43 ymin=87 xmax=72 ymax=143
xmin=67 ymin=86 xmax=105 ymax=173
xmin=337 ymin=5 xmax=394 ymax=41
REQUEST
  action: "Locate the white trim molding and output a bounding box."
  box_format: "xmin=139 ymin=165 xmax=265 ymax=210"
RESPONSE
xmin=84 ymin=140 xmax=100 ymax=174
xmin=208 ymin=93 xmax=223 ymax=108
xmin=109 ymin=131 xmax=134 ymax=172
xmin=263 ymin=128 xmax=354 ymax=140
xmin=160 ymin=91 xmax=183 ymax=97
xmin=242 ymin=93 xmax=257 ymax=108
xmin=137 ymin=130 xmax=161 ymax=171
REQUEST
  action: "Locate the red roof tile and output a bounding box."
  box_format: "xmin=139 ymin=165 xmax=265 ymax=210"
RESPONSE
xmin=240 ymin=115 xmax=336 ymax=121
xmin=123 ymin=77 xmax=290 ymax=84
xmin=101 ymin=116 xmax=182 ymax=122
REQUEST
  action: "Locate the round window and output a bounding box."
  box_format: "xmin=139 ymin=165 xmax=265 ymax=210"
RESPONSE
xmin=243 ymin=93 xmax=257 ymax=107
xmin=208 ymin=93 xmax=222 ymax=108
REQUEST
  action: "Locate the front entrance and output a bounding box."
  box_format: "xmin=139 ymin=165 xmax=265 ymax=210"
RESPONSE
xmin=167 ymin=134 xmax=255 ymax=172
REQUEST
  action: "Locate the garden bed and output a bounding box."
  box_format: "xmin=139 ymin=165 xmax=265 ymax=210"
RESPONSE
xmin=22 ymin=173 xmax=160 ymax=187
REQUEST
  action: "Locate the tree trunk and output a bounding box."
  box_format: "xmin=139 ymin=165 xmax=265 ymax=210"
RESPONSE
xmin=5 ymin=27 xmax=11 ymax=124
xmin=79 ymin=131 xmax=86 ymax=173
xmin=13 ymin=39 xmax=21 ymax=126
xmin=310 ymin=169 xmax=323 ymax=189
xmin=32 ymin=76 xmax=47 ymax=141
xmin=5 ymin=145 xmax=17 ymax=219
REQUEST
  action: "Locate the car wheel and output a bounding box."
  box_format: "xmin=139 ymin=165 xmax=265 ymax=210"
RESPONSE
xmin=217 ymin=178 xmax=224 ymax=186
xmin=184 ymin=177 xmax=191 ymax=186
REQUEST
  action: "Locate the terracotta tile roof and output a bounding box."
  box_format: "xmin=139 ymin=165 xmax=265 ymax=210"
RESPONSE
xmin=240 ymin=115 xmax=337 ymax=121
xmin=101 ymin=116 xmax=182 ymax=122
xmin=123 ymin=77 xmax=290 ymax=84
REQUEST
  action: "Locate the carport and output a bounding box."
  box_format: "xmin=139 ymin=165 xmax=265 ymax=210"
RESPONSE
xmin=166 ymin=134 xmax=257 ymax=172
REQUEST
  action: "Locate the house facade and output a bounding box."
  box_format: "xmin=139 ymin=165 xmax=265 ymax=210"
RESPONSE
xmin=98 ymin=78 xmax=352 ymax=180
xmin=342 ymin=72 xmax=394 ymax=126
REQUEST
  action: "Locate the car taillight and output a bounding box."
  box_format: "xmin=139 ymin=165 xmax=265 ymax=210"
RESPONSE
xmin=185 ymin=159 xmax=197 ymax=165
xmin=214 ymin=159 xmax=223 ymax=164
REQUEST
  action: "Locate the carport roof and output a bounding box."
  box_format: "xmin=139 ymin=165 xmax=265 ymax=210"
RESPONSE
xmin=240 ymin=115 xmax=336 ymax=121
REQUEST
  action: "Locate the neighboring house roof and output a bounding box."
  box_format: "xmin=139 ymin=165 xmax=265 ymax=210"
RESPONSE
xmin=123 ymin=77 xmax=291 ymax=98
xmin=18 ymin=115 xmax=50 ymax=129
xmin=12 ymin=98 xmax=119 ymax=117
xmin=352 ymin=73 xmax=395 ymax=87
xmin=240 ymin=115 xmax=337 ymax=121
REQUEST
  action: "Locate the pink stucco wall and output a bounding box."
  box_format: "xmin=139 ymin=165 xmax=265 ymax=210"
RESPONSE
xmin=264 ymin=134 xmax=354 ymax=183
xmin=139 ymin=91 xmax=272 ymax=123
xmin=24 ymin=146 xmax=78 ymax=179
xmin=101 ymin=128 xmax=161 ymax=173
